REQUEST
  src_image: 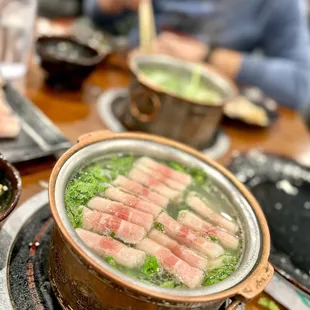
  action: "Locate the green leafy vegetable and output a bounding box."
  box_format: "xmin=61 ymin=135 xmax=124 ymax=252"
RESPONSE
xmin=209 ymin=236 xmax=220 ymax=244
xmin=65 ymin=167 xmax=108 ymax=228
xmin=167 ymin=161 xmax=208 ymax=186
xmin=110 ymin=232 xmax=116 ymax=238
xmin=258 ymin=297 xmax=280 ymax=310
xmin=177 ymin=202 xmax=188 ymax=212
xmin=101 ymin=155 xmax=135 ymax=179
xmin=203 ymin=255 xmax=238 ymax=286
xmin=65 ymin=155 xmax=135 ymax=228
xmin=140 ymin=256 xmax=160 ymax=278
xmin=188 ymin=168 xmax=208 ymax=185
xmin=160 ymin=281 xmax=176 ymax=288
xmin=154 ymin=222 xmax=165 ymax=232
xmin=105 ymin=256 xmax=117 ymax=268
xmin=168 ymin=161 xmax=186 ymax=173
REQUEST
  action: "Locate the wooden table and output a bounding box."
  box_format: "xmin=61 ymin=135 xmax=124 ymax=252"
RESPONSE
xmin=18 ymin=60 xmax=309 ymax=309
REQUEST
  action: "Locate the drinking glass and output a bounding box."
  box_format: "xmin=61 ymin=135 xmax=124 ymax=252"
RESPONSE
xmin=0 ymin=0 xmax=37 ymax=80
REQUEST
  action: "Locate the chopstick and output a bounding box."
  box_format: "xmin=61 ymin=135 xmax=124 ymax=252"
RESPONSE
xmin=139 ymin=0 xmax=156 ymax=52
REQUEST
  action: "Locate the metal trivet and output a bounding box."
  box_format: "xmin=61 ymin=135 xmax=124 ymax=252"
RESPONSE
xmin=0 ymin=191 xmax=61 ymax=309
xmin=97 ymin=88 xmax=230 ymax=160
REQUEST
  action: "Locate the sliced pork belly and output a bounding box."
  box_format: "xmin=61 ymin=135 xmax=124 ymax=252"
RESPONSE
xmin=137 ymin=238 xmax=204 ymax=288
xmin=113 ymin=176 xmax=169 ymax=208
xmin=157 ymin=213 xmax=224 ymax=259
xmin=148 ymin=229 xmax=208 ymax=270
xmin=102 ymin=187 xmax=162 ymax=218
xmin=0 ymin=115 xmax=21 ymax=138
xmin=88 ymin=197 xmax=153 ymax=231
xmin=76 ymin=228 xmax=146 ymax=268
xmin=82 ymin=208 xmax=146 ymax=244
xmin=178 ymin=211 xmax=239 ymax=250
xmin=186 ymin=194 xmax=239 ymax=234
xmin=128 ymin=168 xmax=179 ymax=200
xmin=136 ymin=157 xmax=192 ymax=186
xmin=135 ymin=163 xmax=187 ymax=191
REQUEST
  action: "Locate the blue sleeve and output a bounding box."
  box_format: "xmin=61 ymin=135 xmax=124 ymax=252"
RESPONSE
xmin=83 ymin=0 xmax=130 ymax=28
xmin=237 ymin=0 xmax=310 ymax=110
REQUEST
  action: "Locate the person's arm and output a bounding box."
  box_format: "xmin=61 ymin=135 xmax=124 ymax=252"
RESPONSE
xmin=235 ymin=0 xmax=310 ymax=109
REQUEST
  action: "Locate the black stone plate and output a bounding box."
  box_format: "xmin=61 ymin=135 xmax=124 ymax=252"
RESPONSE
xmin=228 ymin=150 xmax=310 ymax=296
xmin=0 ymin=83 xmax=71 ymax=163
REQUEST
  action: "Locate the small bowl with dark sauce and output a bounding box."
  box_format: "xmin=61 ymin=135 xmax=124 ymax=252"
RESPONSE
xmin=36 ymin=36 xmax=106 ymax=90
xmin=0 ymin=154 xmax=21 ymax=223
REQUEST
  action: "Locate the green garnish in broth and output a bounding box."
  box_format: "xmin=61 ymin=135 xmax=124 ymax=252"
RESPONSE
xmin=65 ymin=155 xmax=135 ymax=228
xmin=140 ymin=256 xmax=160 ymax=277
xmin=105 ymin=256 xmax=117 ymax=268
xmin=203 ymin=255 xmax=238 ymax=286
xmin=167 ymin=161 xmax=208 ymax=186
xmin=209 ymin=236 xmax=220 ymax=244
xmin=160 ymin=281 xmax=176 ymax=288
xmin=154 ymin=221 xmax=165 ymax=232
xmin=141 ymin=68 xmax=222 ymax=104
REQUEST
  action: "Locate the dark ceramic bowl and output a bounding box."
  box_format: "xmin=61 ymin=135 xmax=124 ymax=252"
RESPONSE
xmin=36 ymin=36 xmax=106 ymax=90
xmin=0 ymin=154 xmax=21 ymax=223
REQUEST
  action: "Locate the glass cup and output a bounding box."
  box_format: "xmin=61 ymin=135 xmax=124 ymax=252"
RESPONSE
xmin=0 ymin=0 xmax=37 ymax=80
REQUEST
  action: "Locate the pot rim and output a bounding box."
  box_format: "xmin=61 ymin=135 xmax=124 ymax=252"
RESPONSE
xmin=36 ymin=35 xmax=107 ymax=66
xmin=128 ymin=53 xmax=238 ymax=107
xmin=49 ymin=131 xmax=272 ymax=304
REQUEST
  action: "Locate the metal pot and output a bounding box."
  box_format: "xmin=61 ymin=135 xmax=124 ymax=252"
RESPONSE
xmin=127 ymin=55 xmax=237 ymax=149
xmin=49 ymin=130 xmax=273 ymax=310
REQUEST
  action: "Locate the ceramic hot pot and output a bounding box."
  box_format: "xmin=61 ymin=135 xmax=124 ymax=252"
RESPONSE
xmin=49 ymin=131 xmax=273 ymax=310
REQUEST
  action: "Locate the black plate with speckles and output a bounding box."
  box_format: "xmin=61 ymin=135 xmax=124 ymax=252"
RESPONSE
xmin=228 ymin=150 xmax=310 ymax=295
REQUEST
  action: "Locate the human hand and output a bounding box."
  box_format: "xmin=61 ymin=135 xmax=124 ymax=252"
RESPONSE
xmin=152 ymin=32 xmax=209 ymax=62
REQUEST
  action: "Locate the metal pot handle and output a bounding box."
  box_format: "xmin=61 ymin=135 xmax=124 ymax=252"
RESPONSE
xmin=226 ymin=262 xmax=273 ymax=309
xmin=77 ymin=130 xmax=114 ymax=143
xmin=239 ymin=262 xmax=274 ymax=300
xmin=130 ymin=88 xmax=161 ymax=123
xmin=225 ymin=262 xmax=273 ymax=309
xmin=226 ymin=299 xmax=242 ymax=310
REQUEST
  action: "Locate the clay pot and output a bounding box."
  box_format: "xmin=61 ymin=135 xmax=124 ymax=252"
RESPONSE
xmin=126 ymin=55 xmax=237 ymax=149
xmin=49 ymin=130 xmax=272 ymax=310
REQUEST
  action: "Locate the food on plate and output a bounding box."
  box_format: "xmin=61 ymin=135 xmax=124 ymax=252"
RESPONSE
xmin=224 ymin=96 xmax=270 ymax=126
xmin=140 ymin=68 xmax=223 ymax=105
xmin=65 ymin=155 xmax=242 ymax=288
xmin=0 ymin=85 xmax=21 ymax=138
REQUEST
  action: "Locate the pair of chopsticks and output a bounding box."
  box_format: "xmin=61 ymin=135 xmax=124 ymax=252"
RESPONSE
xmin=138 ymin=0 xmax=156 ymax=52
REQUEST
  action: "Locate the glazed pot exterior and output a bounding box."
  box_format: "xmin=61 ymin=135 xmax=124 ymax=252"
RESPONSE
xmin=126 ymin=55 xmax=237 ymax=149
xmin=50 ymin=226 xmax=225 ymax=310
xmin=49 ymin=131 xmax=273 ymax=310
